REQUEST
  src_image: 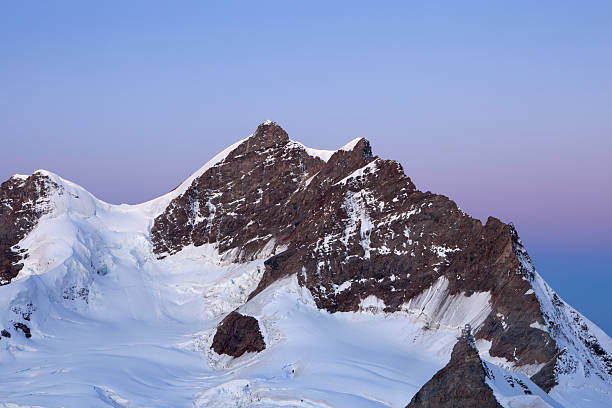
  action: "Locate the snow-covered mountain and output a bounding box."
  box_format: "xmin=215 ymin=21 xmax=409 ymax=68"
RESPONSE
xmin=0 ymin=121 xmax=610 ymax=408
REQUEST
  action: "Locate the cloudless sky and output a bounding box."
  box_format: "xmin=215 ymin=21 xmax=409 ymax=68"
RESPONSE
xmin=1 ymin=1 xmax=611 ymax=332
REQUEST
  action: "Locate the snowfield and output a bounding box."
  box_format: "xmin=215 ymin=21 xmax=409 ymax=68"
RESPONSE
xmin=1 ymin=140 xmax=611 ymax=407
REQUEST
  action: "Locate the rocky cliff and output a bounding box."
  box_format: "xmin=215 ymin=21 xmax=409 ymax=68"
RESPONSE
xmin=152 ymin=122 xmax=557 ymax=371
xmin=0 ymin=173 xmax=59 ymax=285
xmin=406 ymin=334 xmax=502 ymax=408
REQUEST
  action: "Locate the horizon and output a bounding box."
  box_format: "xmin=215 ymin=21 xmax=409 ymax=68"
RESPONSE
xmin=2 ymin=2 xmax=611 ymax=335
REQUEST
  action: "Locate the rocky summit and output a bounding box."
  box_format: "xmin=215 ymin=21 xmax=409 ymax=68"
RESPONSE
xmin=406 ymin=330 xmax=503 ymax=408
xmin=406 ymin=326 xmax=561 ymax=408
xmin=0 ymin=121 xmax=610 ymax=407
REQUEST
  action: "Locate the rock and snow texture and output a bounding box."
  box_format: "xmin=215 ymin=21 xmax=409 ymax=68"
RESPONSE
xmin=405 ymin=334 xmax=504 ymax=408
xmin=152 ymin=122 xmax=560 ymax=371
xmin=513 ymin=239 xmax=612 ymax=407
xmin=406 ymin=331 xmax=562 ymax=408
xmin=0 ymin=121 xmax=610 ymax=407
xmin=0 ymin=172 xmax=60 ymax=284
xmin=486 ymin=362 xmax=563 ymax=408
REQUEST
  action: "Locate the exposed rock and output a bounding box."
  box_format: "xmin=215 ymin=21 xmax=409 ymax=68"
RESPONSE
xmin=248 ymin=248 xmax=296 ymax=300
xmin=211 ymin=311 xmax=265 ymax=357
xmin=152 ymin=121 xmax=327 ymax=262
xmin=531 ymin=349 xmax=566 ymax=393
xmin=0 ymin=329 xmax=10 ymax=338
xmin=13 ymin=322 xmax=31 ymax=338
xmin=0 ymin=173 xmax=59 ymax=285
xmin=152 ymin=121 xmax=557 ymax=369
xmin=406 ymin=336 xmax=502 ymax=408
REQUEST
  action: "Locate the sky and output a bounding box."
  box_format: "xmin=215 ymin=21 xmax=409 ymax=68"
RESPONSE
xmin=1 ymin=2 xmax=611 ymax=332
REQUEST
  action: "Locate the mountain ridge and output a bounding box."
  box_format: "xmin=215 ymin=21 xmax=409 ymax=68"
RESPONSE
xmin=0 ymin=121 xmax=610 ymax=407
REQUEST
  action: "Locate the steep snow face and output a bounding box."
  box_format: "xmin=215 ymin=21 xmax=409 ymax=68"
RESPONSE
xmin=12 ymin=171 xmax=146 ymax=283
xmin=2 ymin=170 xmax=269 ymax=323
xmin=485 ymin=362 xmax=563 ymax=408
xmin=512 ymin=237 xmax=612 ymax=407
xmin=0 ymin=172 xmax=63 ymax=284
xmin=399 ymin=276 xmax=492 ymax=331
xmin=133 ymin=136 xmax=249 ymax=218
xmin=353 ymin=276 xmax=493 ymax=333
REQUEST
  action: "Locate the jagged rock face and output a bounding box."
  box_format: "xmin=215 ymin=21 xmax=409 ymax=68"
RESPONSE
xmin=406 ymin=337 xmax=502 ymax=408
xmin=531 ymin=349 xmax=565 ymax=393
xmin=297 ymin=185 xmax=555 ymax=365
xmin=474 ymin=228 xmax=557 ymax=366
xmin=211 ymin=311 xmax=266 ymax=357
xmin=0 ymin=173 xmax=58 ymax=285
xmin=151 ymin=122 xmax=327 ymax=261
xmin=153 ymin=122 xmax=556 ymax=367
xmin=532 ymin=282 xmax=612 ymax=387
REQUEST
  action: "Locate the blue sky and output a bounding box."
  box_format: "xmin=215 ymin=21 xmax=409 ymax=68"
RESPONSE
xmin=1 ymin=1 xmax=611 ymax=332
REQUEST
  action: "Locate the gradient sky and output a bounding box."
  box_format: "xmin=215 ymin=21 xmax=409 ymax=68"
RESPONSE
xmin=1 ymin=2 xmax=611 ymax=332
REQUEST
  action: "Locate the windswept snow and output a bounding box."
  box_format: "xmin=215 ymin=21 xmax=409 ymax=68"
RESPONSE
xmin=10 ymin=174 xmax=29 ymax=181
xmin=340 ymin=137 xmax=365 ymax=152
xmin=400 ymin=276 xmax=492 ymax=331
xmin=134 ymin=136 xmax=248 ymax=217
xmin=485 ymin=362 xmax=564 ymax=408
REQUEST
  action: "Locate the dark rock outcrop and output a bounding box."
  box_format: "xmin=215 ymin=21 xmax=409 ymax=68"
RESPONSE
xmin=211 ymin=311 xmax=266 ymax=357
xmin=531 ymin=349 xmax=565 ymax=393
xmin=151 ymin=121 xmax=327 ymax=262
xmin=0 ymin=173 xmax=58 ymax=285
xmin=406 ymin=336 xmax=502 ymax=408
xmin=152 ymin=121 xmax=557 ymax=370
xmin=13 ymin=322 xmax=32 ymax=338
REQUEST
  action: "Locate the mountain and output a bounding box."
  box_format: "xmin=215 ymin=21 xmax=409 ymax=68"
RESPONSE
xmin=0 ymin=121 xmax=610 ymax=407
xmin=406 ymin=326 xmax=563 ymax=408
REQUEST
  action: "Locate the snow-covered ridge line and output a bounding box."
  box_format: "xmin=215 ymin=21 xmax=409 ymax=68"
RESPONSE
xmin=285 ymin=137 xmax=365 ymax=163
xmin=12 ymin=125 xmax=363 ymax=220
xmin=335 ymin=158 xmax=379 ymax=185
xmin=510 ymin=235 xmax=612 ymax=406
xmin=339 ymin=137 xmax=365 ymax=152
xmin=133 ymin=136 xmax=249 ymax=217
xmin=287 ymin=140 xmax=336 ymax=162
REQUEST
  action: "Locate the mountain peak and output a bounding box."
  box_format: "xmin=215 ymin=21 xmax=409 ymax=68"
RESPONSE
xmin=248 ymin=120 xmax=289 ymax=149
xmin=341 ymin=136 xmax=373 ymax=159
xmin=406 ymin=334 xmax=503 ymax=408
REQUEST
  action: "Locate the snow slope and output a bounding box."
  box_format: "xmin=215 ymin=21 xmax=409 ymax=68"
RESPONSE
xmin=485 ymin=362 xmax=563 ymax=408
xmin=1 ymin=135 xmax=611 ymax=407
